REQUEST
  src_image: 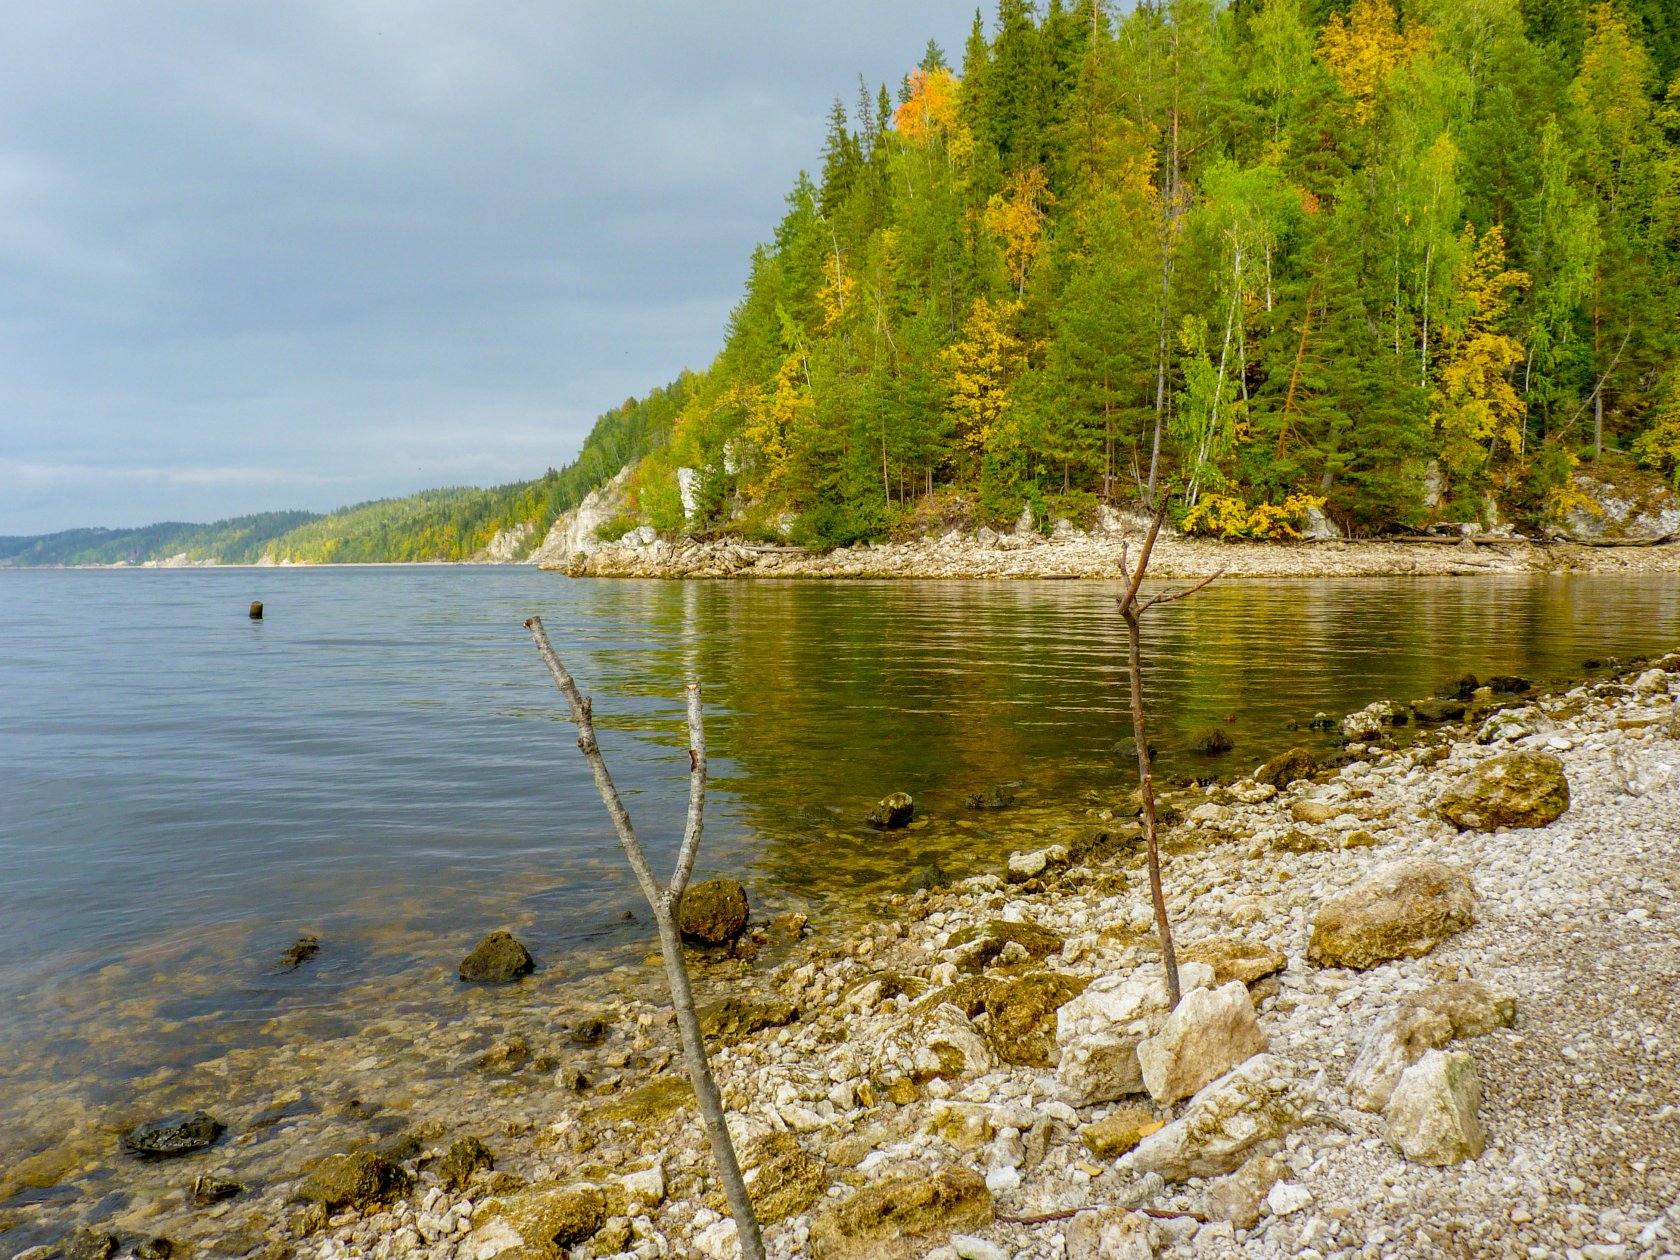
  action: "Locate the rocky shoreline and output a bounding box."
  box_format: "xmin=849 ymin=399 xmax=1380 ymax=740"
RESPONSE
xmin=553 ymin=528 xmax=1680 ymax=582
xmin=7 ymin=658 xmax=1680 ymax=1260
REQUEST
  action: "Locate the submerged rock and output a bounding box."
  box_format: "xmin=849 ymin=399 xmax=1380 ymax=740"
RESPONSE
xmin=866 ymin=792 xmax=915 ymax=829
xmin=1438 ymin=750 xmax=1570 ymax=830
xmin=121 ymin=1112 xmax=224 ymax=1158
xmin=458 ymin=930 xmax=534 ymax=983
xmin=276 ymin=935 xmax=320 ymax=971
xmin=1307 ymin=859 xmax=1478 ymax=970
xmin=677 ymin=879 xmax=750 ymax=944
xmin=188 ymin=1175 xmax=244 ymax=1207
xmin=1189 ymin=726 xmax=1234 ymax=755
xmin=809 ymin=1168 xmax=991 ymax=1260
xmin=964 ymin=785 xmax=1017 ymax=810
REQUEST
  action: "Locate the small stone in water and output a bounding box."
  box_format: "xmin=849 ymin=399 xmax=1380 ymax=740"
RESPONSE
xmin=458 ymin=930 xmax=535 ymax=983
xmin=570 ymin=1015 xmax=611 ymax=1046
xmin=276 ymin=934 xmax=320 ymax=971
xmin=189 ymin=1174 xmax=244 ymax=1206
xmin=121 ymin=1112 xmax=225 ymax=1158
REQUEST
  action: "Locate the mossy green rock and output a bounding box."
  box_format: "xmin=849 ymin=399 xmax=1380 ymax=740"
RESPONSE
xmin=590 ymin=1077 xmax=694 ymax=1125
xmin=944 ymin=919 xmax=1065 ymax=970
xmin=698 ymin=996 xmax=798 ymax=1043
xmin=297 ymin=1150 xmax=412 ymax=1211
xmin=742 ymin=1131 xmax=830 ymax=1224
xmin=810 ymin=1168 xmax=992 ymax=1260
xmin=1307 ymin=860 xmax=1478 ymax=971
xmin=1255 ymin=747 xmax=1318 ymax=787
xmin=1190 ymin=726 xmax=1234 ymax=755
xmin=438 ymin=1137 xmax=494 ymax=1191
xmin=458 ymin=930 xmax=534 ymax=983
xmin=1438 ymin=751 xmax=1570 ymax=831
xmin=677 ymin=878 xmax=749 ymax=944
xmin=983 ymin=971 xmax=1090 ymax=1066
xmin=517 ymin=1186 xmax=608 ymax=1250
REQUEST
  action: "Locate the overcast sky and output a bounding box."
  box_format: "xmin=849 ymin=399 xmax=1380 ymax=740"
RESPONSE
xmin=0 ymin=2 xmax=977 ymax=535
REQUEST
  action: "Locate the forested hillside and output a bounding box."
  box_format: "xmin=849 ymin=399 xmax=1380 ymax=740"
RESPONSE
xmin=621 ymin=0 xmax=1680 ymax=542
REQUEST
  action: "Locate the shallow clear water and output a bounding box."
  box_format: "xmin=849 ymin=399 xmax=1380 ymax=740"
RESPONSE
xmin=0 ymin=567 xmax=1676 ymax=1119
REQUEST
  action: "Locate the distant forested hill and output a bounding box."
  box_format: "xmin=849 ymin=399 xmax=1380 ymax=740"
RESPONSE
xmin=0 ymin=373 xmax=696 ymax=566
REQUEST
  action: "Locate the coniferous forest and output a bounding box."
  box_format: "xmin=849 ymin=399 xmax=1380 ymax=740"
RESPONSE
xmin=618 ymin=0 xmax=1680 ymax=543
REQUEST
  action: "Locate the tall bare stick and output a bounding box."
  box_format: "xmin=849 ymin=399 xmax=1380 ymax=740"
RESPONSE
xmin=1117 ymin=506 xmax=1222 ymax=1009
xmin=524 ymin=616 xmax=765 ymax=1260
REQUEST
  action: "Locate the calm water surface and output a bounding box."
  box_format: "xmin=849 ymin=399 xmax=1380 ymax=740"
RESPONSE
xmin=1 ymin=567 xmax=1677 ymax=1111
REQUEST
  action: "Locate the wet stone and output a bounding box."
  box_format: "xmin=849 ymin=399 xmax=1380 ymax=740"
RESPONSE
xmin=437 ymin=1136 xmax=494 ymax=1191
xmin=295 ymin=1150 xmax=412 ymax=1212
xmin=121 ymin=1111 xmax=225 ymax=1159
xmin=866 ymin=791 xmax=915 ymax=829
xmin=964 ymin=786 xmax=1016 ymax=810
xmin=458 ymin=930 xmax=535 ymax=983
xmin=698 ymin=995 xmax=798 ymax=1043
xmin=677 ymin=878 xmax=750 ymax=944
xmin=276 ymin=935 xmax=320 ymax=971
xmin=65 ymin=1229 xmax=119 ymax=1260
xmin=189 ymin=1174 xmax=244 ymax=1207
xmin=569 ymin=1014 xmax=611 ymax=1046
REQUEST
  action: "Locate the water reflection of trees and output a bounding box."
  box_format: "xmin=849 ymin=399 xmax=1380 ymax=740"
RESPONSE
xmin=561 ymin=576 xmax=1680 ymax=900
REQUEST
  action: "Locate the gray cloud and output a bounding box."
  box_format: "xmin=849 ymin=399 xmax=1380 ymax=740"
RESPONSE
xmin=0 ymin=1 xmax=974 ymax=533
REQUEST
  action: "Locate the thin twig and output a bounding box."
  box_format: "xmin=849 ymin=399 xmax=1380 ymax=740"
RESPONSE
xmin=523 ymin=616 xmax=765 ymax=1260
xmin=996 ymin=1205 xmax=1207 ymax=1225
xmin=1141 ymin=568 xmax=1225 ymax=612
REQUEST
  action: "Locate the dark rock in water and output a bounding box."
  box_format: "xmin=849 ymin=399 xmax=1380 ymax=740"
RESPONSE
xmin=248 ymin=601 xmax=263 ymax=620
xmin=570 ymin=1015 xmax=611 ymax=1046
xmin=699 ymin=996 xmax=798 ymax=1043
xmin=137 ymin=1239 xmax=173 ymax=1260
xmin=1308 ymin=712 xmax=1337 ymax=731
xmin=437 ymin=1137 xmax=494 ymax=1191
xmin=677 ymin=878 xmax=749 ymax=944
xmin=1437 ymin=672 xmax=1479 ymax=700
xmin=866 ymin=791 xmax=915 ymax=829
xmin=277 ymin=935 xmax=320 ymax=972
xmin=1412 ymin=697 xmax=1467 ymax=724
xmin=458 ymin=930 xmax=534 ymax=983
xmin=1255 ymin=747 xmax=1317 ymax=788
xmin=66 ymin=1229 xmax=119 ymax=1260
xmin=1487 ymin=675 xmax=1531 ymax=694
xmin=189 ymin=1175 xmax=244 ymax=1207
xmin=473 ymin=1036 xmax=531 ymax=1074
xmin=900 ymin=862 xmax=947 ymax=894
xmin=1112 ymin=737 xmax=1157 ymax=762
xmin=296 ymin=1150 xmax=412 ymax=1211
xmin=1582 ymin=658 xmax=1602 ymax=670
xmin=963 ymin=786 xmax=1016 ymax=810
xmin=559 ymin=1066 xmax=590 ymax=1094
xmin=1069 ymin=825 xmax=1139 ymax=864
xmin=376 ymin=1131 xmax=426 ymax=1163
xmin=121 ymin=1112 xmax=224 ymax=1158
xmin=1189 ymin=726 xmax=1234 ymax=755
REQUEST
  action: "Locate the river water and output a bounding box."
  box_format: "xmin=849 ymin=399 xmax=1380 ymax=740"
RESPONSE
xmin=0 ymin=567 xmax=1676 ymax=1179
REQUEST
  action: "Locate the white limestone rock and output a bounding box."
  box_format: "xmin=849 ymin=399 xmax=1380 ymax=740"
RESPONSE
xmin=1384 ymin=1049 xmax=1486 ymax=1165
xmin=1136 ymin=981 xmax=1268 ymax=1105
xmin=1123 ymin=1054 xmax=1307 ymax=1181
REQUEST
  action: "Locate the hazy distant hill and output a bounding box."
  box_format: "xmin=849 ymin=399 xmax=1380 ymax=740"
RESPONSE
xmin=0 ymin=372 xmax=692 ymax=566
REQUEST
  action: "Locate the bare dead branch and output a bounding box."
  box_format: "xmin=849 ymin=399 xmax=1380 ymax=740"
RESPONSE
xmin=1141 ymin=568 xmax=1225 ymax=612
xmin=523 ymin=616 xmax=765 ymax=1260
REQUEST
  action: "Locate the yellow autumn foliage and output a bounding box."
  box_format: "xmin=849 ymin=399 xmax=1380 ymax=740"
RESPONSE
xmin=942 ymin=297 xmax=1025 ymax=455
xmin=1317 ymin=0 xmax=1433 ymax=125
xmin=895 ymin=67 xmax=961 ymax=143
xmin=1182 ymin=493 xmax=1328 ymax=540
xmin=1432 ymin=224 xmax=1530 ymax=477
xmin=984 ymin=167 xmax=1055 ymax=295
xmin=742 ymin=357 xmax=813 ymax=502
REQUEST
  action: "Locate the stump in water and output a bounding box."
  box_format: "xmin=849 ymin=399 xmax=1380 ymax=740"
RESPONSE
xmin=249 ymin=601 xmax=264 ymax=620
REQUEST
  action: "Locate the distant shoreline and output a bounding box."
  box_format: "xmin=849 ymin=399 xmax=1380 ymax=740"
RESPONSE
xmin=552 ymin=531 xmax=1680 ymax=581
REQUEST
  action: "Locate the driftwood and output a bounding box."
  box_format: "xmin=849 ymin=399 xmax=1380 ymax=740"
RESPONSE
xmin=1117 ymin=504 xmax=1222 ymax=1009
xmin=1571 ymin=532 xmax=1678 ymax=549
xmin=523 ymin=616 xmax=765 ymax=1260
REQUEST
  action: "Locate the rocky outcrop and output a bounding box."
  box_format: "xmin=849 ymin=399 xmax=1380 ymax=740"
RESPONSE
xmin=1438 ymin=751 xmax=1571 ymax=830
xmin=526 ymin=466 xmax=632 ymax=566
xmin=481 ymin=521 xmax=535 ymax=563
xmin=1385 ymin=1049 xmax=1486 ymax=1165
xmin=677 ymin=879 xmax=749 ymax=944
xmin=1307 ymin=860 xmax=1478 ymax=970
